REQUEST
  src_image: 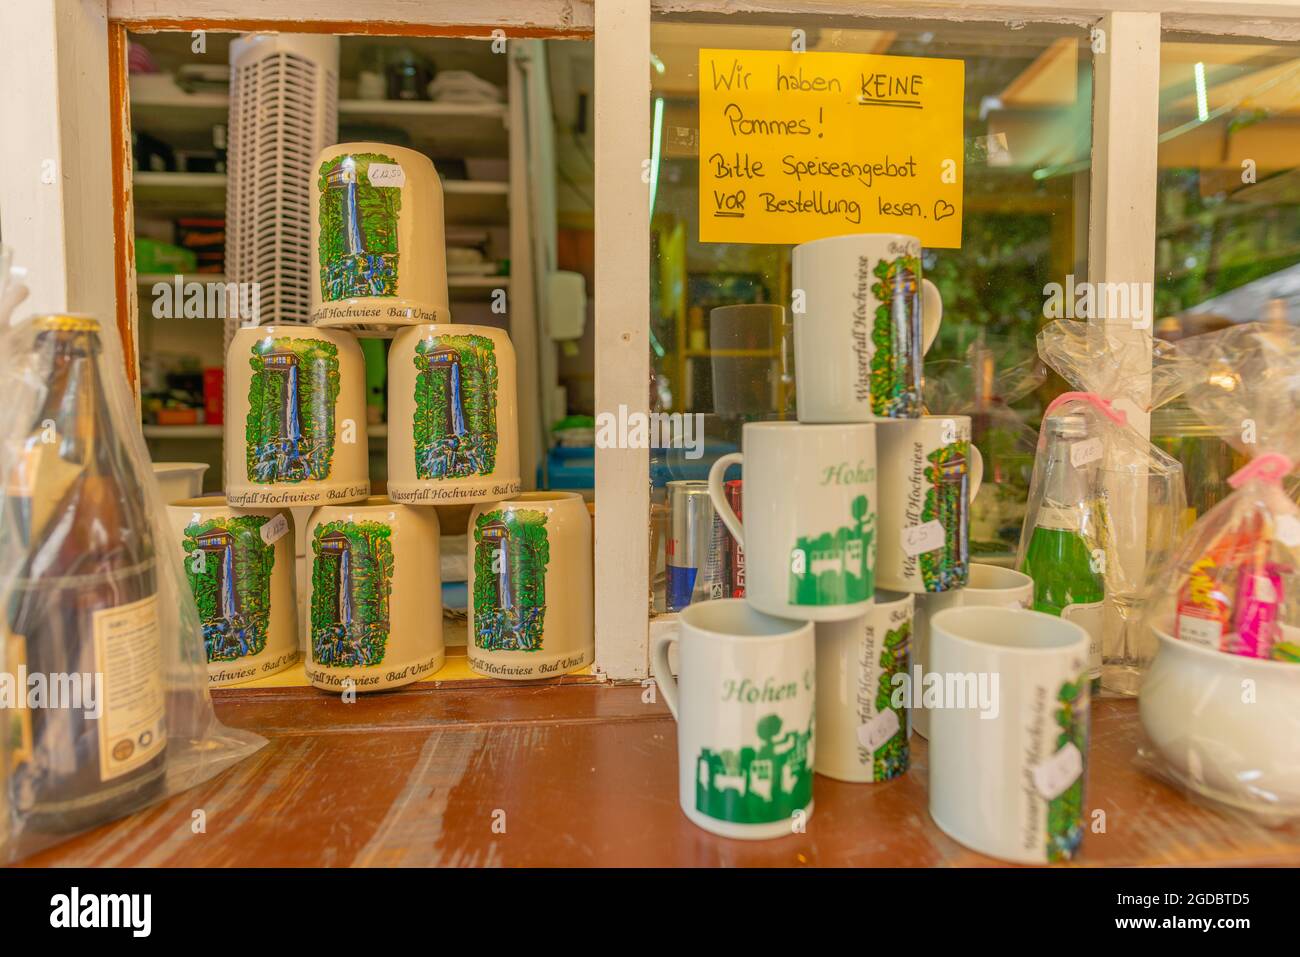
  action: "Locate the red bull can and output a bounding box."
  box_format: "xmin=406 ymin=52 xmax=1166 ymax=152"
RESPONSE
xmin=666 ymin=480 xmax=727 ymax=611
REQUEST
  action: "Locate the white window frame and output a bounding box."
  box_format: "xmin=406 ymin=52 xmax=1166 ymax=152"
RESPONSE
xmin=2 ymin=0 xmax=1299 ymax=683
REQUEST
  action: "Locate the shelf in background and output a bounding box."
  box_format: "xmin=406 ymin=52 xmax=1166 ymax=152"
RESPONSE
xmin=338 ymin=99 xmax=507 ymax=157
xmin=130 ymin=88 xmax=230 ymax=150
xmin=143 ymin=423 xmax=222 ymax=439
xmin=443 ymin=180 xmax=509 ymax=226
xmin=138 ymin=273 xmax=227 ymax=286
xmin=133 ymin=171 xmax=226 ymax=216
xmin=449 ymin=274 xmax=509 ymax=302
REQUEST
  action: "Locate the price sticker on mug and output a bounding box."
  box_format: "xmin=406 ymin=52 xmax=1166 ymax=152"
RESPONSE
xmin=367 ymin=162 xmax=406 ymax=187
xmin=1032 ymin=741 xmax=1083 ymax=800
xmin=901 ymin=520 xmax=945 ymax=557
xmin=1070 ymin=437 xmax=1103 ymax=468
xmin=260 ymin=513 xmax=290 ymax=545
xmin=857 ymin=707 xmax=900 ymax=752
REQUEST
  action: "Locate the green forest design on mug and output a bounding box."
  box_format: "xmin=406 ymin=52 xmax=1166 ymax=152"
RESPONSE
xmin=920 ymin=438 xmax=971 ymax=592
xmin=310 ymin=520 xmax=394 ymax=668
xmin=317 ymin=152 xmax=402 ymax=301
xmin=864 ymin=620 xmax=910 ymax=781
xmin=473 ymin=509 xmax=549 ymax=652
xmin=245 ymin=336 xmax=340 ymax=484
xmin=869 ymin=253 xmax=923 ymax=417
xmin=696 ymin=713 xmax=813 ymax=824
xmin=1047 ymin=673 xmax=1089 ymax=862
xmin=182 ymin=515 xmax=276 ymax=664
xmin=788 ymin=495 xmax=875 ymax=606
xmin=413 ymin=334 xmax=499 ymax=481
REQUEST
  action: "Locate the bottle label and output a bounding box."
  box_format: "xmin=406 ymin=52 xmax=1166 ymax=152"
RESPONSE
xmin=1062 ymin=600 xmax=1104 ymax=678
xmin=92 ymin=594 xmax=166 ymax=783
xmin=1034 ymin=503 xmax=1082 ymax=532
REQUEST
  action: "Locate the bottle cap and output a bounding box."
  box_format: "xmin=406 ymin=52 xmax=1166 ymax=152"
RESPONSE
xmin=1046 ymin=413 xmax=1088 ymax=440
xmin=32 ymin=313 xmax=100 ymax=332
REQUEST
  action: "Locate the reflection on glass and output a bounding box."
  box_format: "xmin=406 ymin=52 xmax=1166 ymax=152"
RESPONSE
xmin=647 ymin=17 xmax=1091 ymax=610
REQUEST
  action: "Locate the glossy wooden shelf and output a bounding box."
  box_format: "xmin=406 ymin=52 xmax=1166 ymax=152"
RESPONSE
xmin=21 ymin=688 xmax=1300 ymax=868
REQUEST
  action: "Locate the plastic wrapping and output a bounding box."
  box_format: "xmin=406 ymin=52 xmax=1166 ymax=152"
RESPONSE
xmin=0 ymin=256 xmax=263 ymax=863
xmin=1017 ymin=321 xmax=1187 ymax=694
xmin=1137 ymin=322 xmax=1300 ymax=821
xmin=923 ymin=335 xmax=1046 ymax=554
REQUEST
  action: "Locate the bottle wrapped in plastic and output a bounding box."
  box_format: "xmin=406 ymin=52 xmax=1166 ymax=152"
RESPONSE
xmin=0 ymin=263 xmax=263 ymax=862
xmin=1018 ymin=321 xmax=1187 ymax=694
xmin=1137 ymin=322 xmax=1300 ymax=821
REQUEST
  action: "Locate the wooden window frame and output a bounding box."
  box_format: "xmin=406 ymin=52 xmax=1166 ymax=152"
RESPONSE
xmin=2 ymin=0 xmax=1298 ymax=684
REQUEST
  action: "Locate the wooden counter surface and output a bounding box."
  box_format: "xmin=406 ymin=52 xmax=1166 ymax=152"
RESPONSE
xmin=22 ymin=682 xmax=1300 ymax=867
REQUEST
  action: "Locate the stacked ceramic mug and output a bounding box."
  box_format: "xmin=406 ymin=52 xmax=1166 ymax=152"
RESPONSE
xmin=653 ymin=233 xmax=1092 ymax=862
xmin=175 ymin=142 xmax=592 ymax=698
xmin=307 ymin=143 xmax=593 ymax=687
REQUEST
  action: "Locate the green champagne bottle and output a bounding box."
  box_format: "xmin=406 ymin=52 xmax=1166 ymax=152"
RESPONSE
xmin=1020 ymin=414 xmax=1105 ymax=688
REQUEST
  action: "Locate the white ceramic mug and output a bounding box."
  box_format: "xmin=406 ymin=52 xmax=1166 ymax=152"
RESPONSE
xmin=1140 ymin=623 xmax=1300 ymax=819
xmin=310 ymin=142 xmax=450 ymax=329
xmin=387 ymin=323 xmax=522 ymax=505
xmin=708 ymin=421 xmax=877 ymax=622
xmin=928 ymin=606 xmax=1090 ymax=864
xmin=652 ymin=598 xmax=815 ymax=840
xmin=815 ymin=590 xmax=914 ymax=783
xmin=467 ymin=491 xmax=593 ymax=680
xmin=792 ymin=232 xmax=942 ymax=422
xmin=912 ymin=563 xmax=1033 ymax=739
xmin=875 ymin=415 xmax=984 ymax=594
xmin=168 ymin=497 xmax=299 ymax=687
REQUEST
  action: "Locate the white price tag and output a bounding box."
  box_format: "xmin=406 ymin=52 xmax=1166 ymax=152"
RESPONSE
xmin=901 ymin=520 xmax=945 ymax=557
xmin=1032 ymin=741 xmax=1083 ymax=800
xmin=857 ymin=708 xmax=900 ymax=751
xmin=1070 ymin=437 xmax=1103 ymax=468
xmin=1277 ymin=514 xmax=1300 ymax=548
xmin=367 ymin=162 xmax=406 ymax=187
xmin=260 ymin=513 xmax=290 ymax=545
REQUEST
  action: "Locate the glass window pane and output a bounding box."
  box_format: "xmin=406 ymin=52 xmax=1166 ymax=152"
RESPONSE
xmin=1153 ymin=34 xmax=1300 ymax=518
xmin=648 ymin=14 xmax=1093 ymax=614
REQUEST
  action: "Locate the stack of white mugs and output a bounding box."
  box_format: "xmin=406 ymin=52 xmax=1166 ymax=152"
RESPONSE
xmin=654 ymin=233 xmax=1092 ymax=864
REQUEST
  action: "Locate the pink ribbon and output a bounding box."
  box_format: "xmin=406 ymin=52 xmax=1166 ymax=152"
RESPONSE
xmin=1228 ymin=452 xmax=1295 ymax=489
xmin=1041 ymin=391 xmax=1128 ymax=426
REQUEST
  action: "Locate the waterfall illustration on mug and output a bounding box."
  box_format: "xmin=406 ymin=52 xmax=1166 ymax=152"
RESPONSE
xmin=182 ymin=516 xmax=276 ymax=663
xmin=472 ymin=509 xmax=549 ymax=652
xmin=317 ymin=152 xmax=402 ymax=301
xmin=245 ymin=336 xmax=341 ymax=484
xmin=310 ymin=520 xmax=394 ymax=668
xmin=920 ymin=438 xmax=972 ymax=592
xmin=412 ymin=334 xmax=499 ymax=480
xmin=869 ymin=253 xmax=924 ymax=418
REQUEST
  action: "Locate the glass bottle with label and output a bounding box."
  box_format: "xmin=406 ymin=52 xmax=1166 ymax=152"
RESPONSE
xmin=1020 ymin=413 xmax=1106 ymax=688
xmin=2 ymin=315 xmax=167 ymax=832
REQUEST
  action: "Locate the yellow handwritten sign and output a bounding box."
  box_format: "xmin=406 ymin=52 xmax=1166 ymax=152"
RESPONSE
xmin=698 ymin=49 xmax=965 ymax=248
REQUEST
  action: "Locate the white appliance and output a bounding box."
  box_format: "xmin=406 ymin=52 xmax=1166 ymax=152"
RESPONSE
xmin=225 ymin=34 xmax=339 ymax=347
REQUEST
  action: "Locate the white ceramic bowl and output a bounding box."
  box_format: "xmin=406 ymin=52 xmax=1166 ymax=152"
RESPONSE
xmin=1140 ymin=624 xmax=1300 ymax=818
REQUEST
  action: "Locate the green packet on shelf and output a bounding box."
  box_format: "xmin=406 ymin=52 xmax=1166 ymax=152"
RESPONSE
xmin=136 ymin=236 xmax=197 ymax=274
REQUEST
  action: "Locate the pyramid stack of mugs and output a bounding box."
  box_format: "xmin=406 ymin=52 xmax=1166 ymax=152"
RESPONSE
xmin=654 ymin=233 xmax=1091 ymax=864
xmin=169 ymin=142 xmax=593 ymax=699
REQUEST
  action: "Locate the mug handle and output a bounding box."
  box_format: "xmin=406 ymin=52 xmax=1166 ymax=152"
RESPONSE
xmin=707 ymin=452 xmax=744 ymax=548
xmin=651 ymin=629 xmax=681 ymax=721
xmin=969 ymin=443 xmax=984 ymax=502
xmin=921 ymin=278 xmax=943 ymax=353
